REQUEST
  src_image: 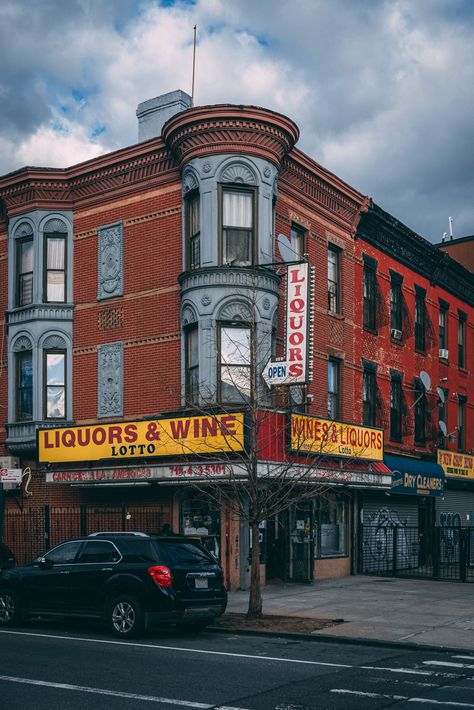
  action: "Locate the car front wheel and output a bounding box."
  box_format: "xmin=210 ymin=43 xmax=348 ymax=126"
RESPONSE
xmin=107 ymin=595 xmax=144 ymax=638
xmin=0 ymin=590 xmax=21 ymax=627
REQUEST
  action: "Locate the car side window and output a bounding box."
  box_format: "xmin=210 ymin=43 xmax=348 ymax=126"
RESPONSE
xmin=44 ymin=541 xmax=83 ymax=564
xmin=78 ymin=540 xmax=121 ymax=563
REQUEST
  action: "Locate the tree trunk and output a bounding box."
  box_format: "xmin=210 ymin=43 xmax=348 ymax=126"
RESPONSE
xmin=247 ymin=519 xmax=262 ymax=618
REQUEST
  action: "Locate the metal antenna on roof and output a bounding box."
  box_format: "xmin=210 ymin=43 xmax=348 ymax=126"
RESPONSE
xmin=191 ymin=25 xmax=197 ymax=107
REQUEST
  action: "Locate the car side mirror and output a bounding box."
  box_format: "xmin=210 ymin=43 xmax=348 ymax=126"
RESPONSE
xmin=36 ymin=556 xmax=54 ymax=568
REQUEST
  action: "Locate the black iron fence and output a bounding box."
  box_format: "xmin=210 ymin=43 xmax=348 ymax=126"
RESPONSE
xmin=3 ymin=505 xmax=166 ymax=565
xmin=361 ymin=525 xmax=474 ymax=583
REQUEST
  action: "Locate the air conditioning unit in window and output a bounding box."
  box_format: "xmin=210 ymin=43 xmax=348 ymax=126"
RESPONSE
xmin=439 ymin=348 xmax=449 ymax=360
xmin=391 ymin=328 xmax=402 ymax=341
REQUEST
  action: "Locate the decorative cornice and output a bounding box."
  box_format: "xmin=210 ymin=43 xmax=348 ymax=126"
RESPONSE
xmin=6 ymin=304 xmax=74 ymax=326
xmin=162 ymin=104 xmax=299 ymax=169
xmin=357 ymin=203 xmax=474 ymax=307
xmin=0 ymin=141 xmax=178 ymax=216
xmin=179 ymin=266 xmax=281 ymax=295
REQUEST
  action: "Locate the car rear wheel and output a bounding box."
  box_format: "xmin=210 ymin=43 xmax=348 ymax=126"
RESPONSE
xmin=107 ymin=595 xmax=144 ymax=638
xmin=0 ymin=590 xmax=21 ymax=627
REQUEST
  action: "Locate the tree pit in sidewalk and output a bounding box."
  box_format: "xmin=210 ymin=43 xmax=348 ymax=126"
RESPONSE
xmin=214 ymin=613 xmax=344 ymax=634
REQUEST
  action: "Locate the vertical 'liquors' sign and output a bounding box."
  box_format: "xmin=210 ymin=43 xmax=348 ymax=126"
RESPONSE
xmin=263 ymin=262 xmax=313 ymax=386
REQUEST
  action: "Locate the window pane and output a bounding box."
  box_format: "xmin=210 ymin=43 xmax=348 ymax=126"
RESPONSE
xmin=20 ymin=355 xmax=33 ymax=387
xmin=221 ymin=366 xmax=251 ymax=402
xmin=223 ymin=229 xmax=251 ymax=265
xmin=47 ymin=271 xmax=65 ymax=301
xmin=21 ymin=240 xmax=34 ymax=272
xmin=221 ymin=327 xmax=250 ymax=365
xmin=47 ymin=237 xmax=65 ymax=269
xmin=45 ymin=541 xmax=82 ymax=564
xmin=223 ymin=191 xmax=252 ymax=228
xmin=47 ymin=353 xmax=65 ymax=385
xmin=46 ymin=387 xmax=65 ymax=418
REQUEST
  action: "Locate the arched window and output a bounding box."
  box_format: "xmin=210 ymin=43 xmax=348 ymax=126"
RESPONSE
xmin=43 ymin=219 xmax=67 ymax=303
xmin=14 ymin=223 xmax=34 ymax=307
xmin=13 ymin=336 xmax=33 ymax=421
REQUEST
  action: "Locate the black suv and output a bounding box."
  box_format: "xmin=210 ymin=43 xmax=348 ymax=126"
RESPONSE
xmin=0 ymin=532 xmax=227 ymax=637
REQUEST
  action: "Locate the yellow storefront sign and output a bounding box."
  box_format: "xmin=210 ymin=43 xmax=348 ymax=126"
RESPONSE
xmin=290 ymin=414 xmax=383 ymax=461
xmin=38 ymin=413 xmax=245 ymax=464
xmin=437 ymin=448 xmax=474 ymax=480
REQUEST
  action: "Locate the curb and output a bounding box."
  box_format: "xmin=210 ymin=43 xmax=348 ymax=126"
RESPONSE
xmin=208 ymin=624 xmax=474 ymax=655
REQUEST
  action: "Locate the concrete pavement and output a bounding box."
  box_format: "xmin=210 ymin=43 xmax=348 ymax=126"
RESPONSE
xmin=224 ymin=576 xmax=474 ymax=651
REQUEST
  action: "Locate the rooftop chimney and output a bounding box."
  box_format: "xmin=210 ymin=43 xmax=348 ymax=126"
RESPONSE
xmin=136 ymin=90 xmax=192 ymax=142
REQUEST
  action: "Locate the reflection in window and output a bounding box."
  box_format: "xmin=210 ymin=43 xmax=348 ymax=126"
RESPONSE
xmin=222 ymin=189 xmax=253 ymax=266
xmin=45 ymin=235 xmax=66 ymax=302
xmin=219 ymin=325 xmax=251 ymax=402
xmin=45 ymin=350 xmax=66 ymax=418
xmin=17 ymin=350 xmax=33 ymax=421
xmin=327 ymin=359 xmax=340 ymax=420
xmin=45 ymin=541 xmax=82 ymax=564
xmin=17 ymin=238 xmax=34 ymax=306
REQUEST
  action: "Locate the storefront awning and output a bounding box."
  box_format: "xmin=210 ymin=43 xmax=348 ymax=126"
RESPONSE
xmin=385 ymin=454 xmax=445 ymax=497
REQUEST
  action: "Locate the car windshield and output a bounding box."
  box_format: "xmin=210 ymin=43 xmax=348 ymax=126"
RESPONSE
xmin=155 ymin=540 xmax=214 ymax=566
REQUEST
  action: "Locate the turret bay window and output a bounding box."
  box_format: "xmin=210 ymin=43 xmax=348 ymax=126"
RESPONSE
xmin=390 ymin=371 xmax=402 ymax=442
xmin=363 ymin=255 xmax=377 ymax=332
xmin=16 ymin=237 xmax=34 ymax=307
xmin=185 ymin=325 xmax=199 ymax=403
xmin=328 ymin=245 xmax=340 ymax=313
xmin=44 ymin=233 xmax=66 ymax=302
xmin=186 ymin=192 xmax=200 ymax=270
xmin=219 ymin=324 xmax=251 ymax=403
xmin=44 ymin=350 xmax=66 ymax=419
xmin=221 ymin=188 xmax=254 ymax=266
xmin=16 ymin=350 xmax=33 ymax=421
xmin=415 ymin=286 xmax=426 ymax=353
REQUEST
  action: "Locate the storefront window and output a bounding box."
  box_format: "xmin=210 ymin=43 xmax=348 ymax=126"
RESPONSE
xmin=314 ymin=493 xmax=348 ymax=558
xmin=181 ymin=490 xmax=220 ymax=560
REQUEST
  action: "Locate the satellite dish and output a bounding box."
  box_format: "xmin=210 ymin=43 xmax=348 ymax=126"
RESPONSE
xmin=436 ymin=386 xmax=445 ymax=404
xmin=439 ymin=421 xmax=447 ymax=436
xmin=420 ymin=370 xmax=431 ymax=391
xmin=277 ymin=233 xmax=296 ymax=263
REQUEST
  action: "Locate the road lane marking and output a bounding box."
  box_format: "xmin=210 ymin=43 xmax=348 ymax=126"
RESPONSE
xmin=453 ymin=656 xmax=474 ymax=661
xmin=424 ymin=661 xmax=474 ymax=670
xmin=0 ymin=674 xmax=249 ymax=710
xmin=331 ymin=689 xmax=474 ymax=706
xmin=361 ymin=665 xmax=433 ymax=676
xmin=0 ymin=629 xmax=352 ymax=668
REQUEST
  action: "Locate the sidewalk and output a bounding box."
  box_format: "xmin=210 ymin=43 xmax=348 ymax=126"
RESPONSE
xmin=222 ymin=576 xmax=474 ymax=651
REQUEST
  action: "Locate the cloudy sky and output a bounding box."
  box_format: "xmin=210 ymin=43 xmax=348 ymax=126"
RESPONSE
xmin=1 ymin=0 xmax=473 ymax=242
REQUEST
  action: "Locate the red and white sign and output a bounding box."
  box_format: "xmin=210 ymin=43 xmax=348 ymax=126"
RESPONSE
xmin=263 ymin=262 xmax=313 ymax=386
xmin=0 ymin=468 xmax=22 ymax=484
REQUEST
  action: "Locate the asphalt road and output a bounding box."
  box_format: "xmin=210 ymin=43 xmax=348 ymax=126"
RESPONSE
xmin=1 ymin=621 xmax=474 ymax=709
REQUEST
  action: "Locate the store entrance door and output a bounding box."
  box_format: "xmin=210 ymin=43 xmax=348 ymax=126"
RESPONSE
xmin=266 ymin=511 xmax=289 ymax=582
xmin=289 ymin=501 xmax=314 ymax=583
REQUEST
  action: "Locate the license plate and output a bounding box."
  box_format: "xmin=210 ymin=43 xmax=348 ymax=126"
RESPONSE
xmin=195 ymin=578 xmax=208 ymax=589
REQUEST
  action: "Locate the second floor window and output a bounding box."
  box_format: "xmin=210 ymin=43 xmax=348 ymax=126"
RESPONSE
xmin=390 ymin=374 xmax=402 ymax=442
xmin=185 ymin=326 xmax=199 ymax=404
xmin=44 ymin=350 xmax=66 ymax=419
xmin=219 ymin=325 xmax=251 ymax=403
xmin=291 ymin=224 xmax=305 ymax=261
xmin=458 ymin=397 xmax=466 ymax=451
xmin=390 ymin=272 xmax=403 ymax=337
xmin=16 ymin=350 xmax=33 ymax=421
xmin=438 ymin=391 xmax=447 ymax=449
xmin=414 ymin=378 xmax=426 ymax=445
xmin=328 ymin=359 xmax=340 ymax=420
xmin=415 ymin=288 xmax=426 ymax=352
xmin=458 ymin=312 xmax=466 ymax=369
xmin=186 ymin=193 xmax=200 ymax=270
xmin=17 ymin=238 xmax=34 ymax=307
xmin=363 ymin=262 xmax=377 ymax=331
xmin=45 ymin=234 xmax=66 ymax=302
xmin=363 ymin=367 xmax=377 ymax=427
xmin=439 ymin=301 xmax=448 ymax=355
xmin=327 ymin=246 xmax=340 ymax=313
xmin=222 ymin=189 xmax=254 ymax=266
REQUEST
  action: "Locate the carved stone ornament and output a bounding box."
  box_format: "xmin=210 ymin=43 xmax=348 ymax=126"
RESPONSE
xmin=220 ymin=163 xmax=257 ymax=185
xmin=43 ymin=334 xmax=67 ymax=349
xmin=262 ymin=297 xmax=271 ymax=311
xmin=98 ymin=342 xmax=123 ymax=418
xmin=218 ymin=301 xmax=252 ymax=322
xmin=264 ymin=166 xmax=272 ymax=178
xmin=182 ymin=171 xmax=199 ymax=195
xmin=44 ymin=218 xmax=67 ymax=234
xmin=201 ymin=294 xmax=211 ymax=307
xmin=13 ymin=335 xmax=32 ymax=352
xmin=14 ymin=222 xmax=33 ymax=238
xmin=98 ymin=222 xmax=123 ymax=300
xmin=202 ymin=162 xmax=212 ymax=174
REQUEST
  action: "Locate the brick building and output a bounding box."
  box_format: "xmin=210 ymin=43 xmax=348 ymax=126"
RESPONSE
xmin=0 ymin=90 xmax=472 ymax=588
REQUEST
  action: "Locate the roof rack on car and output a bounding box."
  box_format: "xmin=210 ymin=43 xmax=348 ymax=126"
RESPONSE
xmin=88 ymin=531 xmax=150 ymax=538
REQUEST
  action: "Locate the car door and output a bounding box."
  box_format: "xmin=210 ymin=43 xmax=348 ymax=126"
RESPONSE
xmin=23 ymin=540 xmax=83 ymax=613
xmin=67 ymin=540 xmax=121 ymax=613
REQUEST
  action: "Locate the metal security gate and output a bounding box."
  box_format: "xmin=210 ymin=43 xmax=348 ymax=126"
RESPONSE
xmin=361 ymin=525 xmax=474 ymax=583
xmin=3 ymin=505 xmax=167 ymax=565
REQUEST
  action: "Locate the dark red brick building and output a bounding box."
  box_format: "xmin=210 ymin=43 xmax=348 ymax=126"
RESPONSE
xmin=0 ymin=91 xmax=472 ymax=588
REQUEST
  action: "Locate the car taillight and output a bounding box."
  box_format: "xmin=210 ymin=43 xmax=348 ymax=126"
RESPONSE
xmin=148 ymin=565 xmax=172 ymax=588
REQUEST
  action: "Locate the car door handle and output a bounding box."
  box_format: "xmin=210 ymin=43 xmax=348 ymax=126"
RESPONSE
xmin=59 ymin=570 xmax=70 ymax=575
xmin=101 ymin=567 xmax=113 ymax=571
